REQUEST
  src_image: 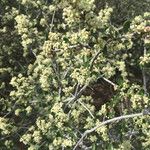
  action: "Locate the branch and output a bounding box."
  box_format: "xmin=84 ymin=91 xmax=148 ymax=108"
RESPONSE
xmin=51 ymin=59 xmax=63 ymax=99
xmin=66 ymin=84 xmax=88 ymax=105
xmin=89 ymin=49 xmax=102 ymax=71
xmin=63 ymin=67 xmax=71 ymax=79
xmin=4 ymin=101 xmax=17 ymax=118
xmin=142 ymin=46 xmax=147 ymax=95
xmin=74 ymin=83 xmax=80 ymax=97
xmin=89 ymin=38 xmax=114 ymax=71
xmin=78 ymin=100 xmax=94 ymax=119
xmin=102 ymin=77 xmax=117 ymax=88
xmin=49 ymin=10 xmax=55 ymax=33
xmin=89 ymin=41 xmax=109 ymax=71
xmin=73 ymin=111 xmax=148 ymax=150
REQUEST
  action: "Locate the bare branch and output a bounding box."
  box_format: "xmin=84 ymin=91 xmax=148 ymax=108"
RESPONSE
xmin=142 ymin=46 xmax=147 ymax=95
xmin=50 ymin=10 xmax=56 ymax=33
xmin=74 ymin=83 xmax=80 ymax=97
xmin=73 ymin=112 xmax=146 ymax=150
xmin=102 ymin=77 xmax=117 ymax=88
xmin=66 ymin=84 xmax=88 ymax=105
xmin=63 ymin=67 xmax=71 ymax=79
xmin=69 ymin=44 xmax=90 ymax=49
xmin=78 ymin=100 xmax=94 ymax=119
xmin=51 ymin=59 xmax=63 ymax=99
xmin=89 ymin=49 xmax=102 ymax=71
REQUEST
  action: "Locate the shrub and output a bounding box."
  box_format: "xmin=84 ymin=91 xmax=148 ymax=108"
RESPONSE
xmin=0 ymin=0 xmax=150 ymax=149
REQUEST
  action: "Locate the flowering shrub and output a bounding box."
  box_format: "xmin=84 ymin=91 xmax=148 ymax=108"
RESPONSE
xmin=0 ymin=0 xmax=150 ymax=149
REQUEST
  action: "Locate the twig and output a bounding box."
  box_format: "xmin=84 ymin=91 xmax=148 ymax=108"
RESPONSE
xmin=78 ymin=100 xmax=94 ymax=119
xmin=0 ymin=135 xmax=10 ymax=141
xmin=50 ymin=10 xmax=56 ymax=33
xmin=51 ymin=61 xmax=63 ymax=99
xmin=69 ymin=44 xmax=80 ymax=49
xmin=73 ymin=112 xmax=146 ymax=150
xmin=142 ymin=46 xmax=147 ymax=95
xmin=89 ymin=49 xmax=102 ymax=71
xmin=142 ymin=68 xmax=147 ymax=95
xmin=69 ymin=44 xmax=90 ymax=49
xmin=4 ymin=101 xmax=17 ymax=118
xmin=63 ymin=67 xmax=71 ymax=79
xmin=74 ymin=83 xmax=80 ymax=97
xmin=89 ymin=39 xmax=113 ymax=71
xmin=66 ymin=84 xmax=88 ymax=105
xmin=102 ymin=77 xmax=117 ymax=88
xmin=58 ymin=87 xmax=62 ymax=99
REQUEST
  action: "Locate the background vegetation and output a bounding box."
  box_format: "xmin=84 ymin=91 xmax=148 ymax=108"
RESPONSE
xmin=0 ymin=0 xmax=150 ymax=149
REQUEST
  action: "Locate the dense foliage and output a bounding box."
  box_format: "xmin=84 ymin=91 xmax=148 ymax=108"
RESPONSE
xmin=0 ymin=0 xmax=150 ymax=149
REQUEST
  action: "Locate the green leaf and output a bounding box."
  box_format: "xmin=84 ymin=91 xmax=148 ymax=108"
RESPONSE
xmin=107 ymin=144 xmax=114 ymax=150
xmin=123 ymin=20 xmax=131 ymax=33
xmin=92 ymin=143 xmax=96 ymax=150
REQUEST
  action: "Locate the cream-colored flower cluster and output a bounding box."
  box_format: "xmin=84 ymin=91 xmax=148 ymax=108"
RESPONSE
xmin=51 ymin=103 xmax=68 ymax=128
xmin=63 ymin=6 xmax=80 ymax=26
xmin=71 ymin=67 xmax=91 ymax=84
xmin=97 ymin=7 xmax=113 ymax=26
xmin=0 ymin=117 xmax=12 ymax=135
xmin=39 ymin=67 xmax=53 ymax=91
xmin=96 ymin=120 xmax=109 ymax=141
xmin=140 ymin=54 xmax=150 ymax=66
xmin=102 ymin=63 xmax=116 ymax=78
xmin=15 ymin=14 xmax=34 ymax=54
xmin=73 ymin=0 xmax=95 ymax=11
xmin=21 ymin=0 xmax=42 ymax=8
xmin=69 ymin=29 xmax=89 ymax=45
xmin=43 ymin=32 xmax=61 ymax=56
xmin=53 ymin=137 xmax=74 ymax=148
xmin=130 ymin=12 xmax=150 ymax=34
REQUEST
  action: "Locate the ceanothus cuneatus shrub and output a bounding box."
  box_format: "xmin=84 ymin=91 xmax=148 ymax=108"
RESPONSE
xmin=0 ymin=0 xmax=150 ymax=149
